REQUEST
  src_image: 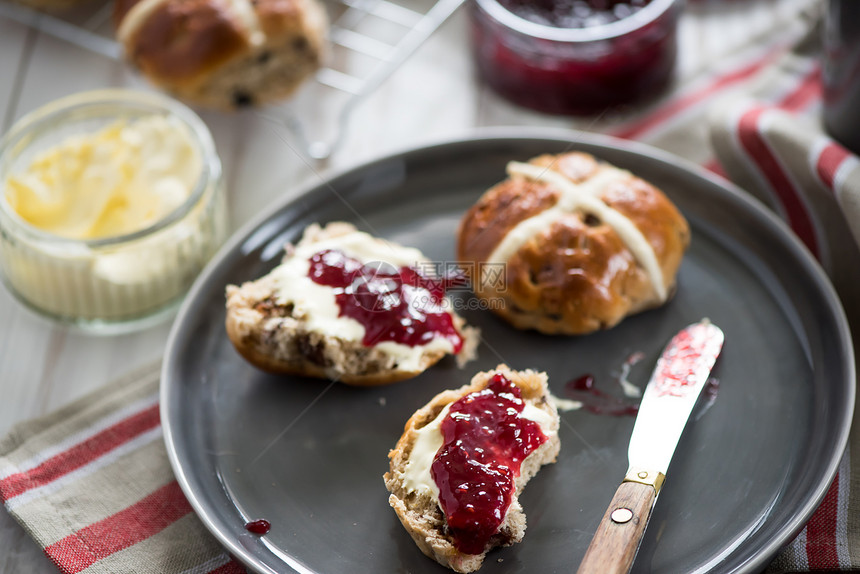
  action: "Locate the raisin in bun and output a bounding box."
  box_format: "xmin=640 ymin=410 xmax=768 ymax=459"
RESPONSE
xmin=457 ymin=152 xmax=690 ymax=335
xmin=114 ymin=0 xmax=327 ymax=110
xmin=226 ymin=222 xmax=478 ymax=385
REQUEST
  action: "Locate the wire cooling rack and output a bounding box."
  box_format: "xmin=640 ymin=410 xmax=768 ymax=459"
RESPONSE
xmin=0 ymin=0 xmax=465 ymax=159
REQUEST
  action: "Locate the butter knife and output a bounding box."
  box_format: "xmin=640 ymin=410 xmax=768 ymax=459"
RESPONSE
xmin=577 ymin=319 xmax=725 ymax=574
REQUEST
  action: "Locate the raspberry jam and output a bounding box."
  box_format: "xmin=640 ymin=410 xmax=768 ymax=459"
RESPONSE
xmin=431 ymin=373 xmax=548 ymax=555
xmin=565 ymin=373 xmax=639 ymax=416
xmin=307 ymin=249 xmax=463 ymax=352
xmin=244 ymin=519 xmax=271 ymax=535
xmin=652 ymin=321 xmax=723 ymax=397
xmin=470 ymin=0 xmax=679 ymax=115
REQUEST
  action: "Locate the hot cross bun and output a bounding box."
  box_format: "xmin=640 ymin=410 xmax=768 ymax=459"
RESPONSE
xmin=115 ymin=0 xmax=327 ymax=109
xmin=457 ymin=152 xmax=690 ymax=335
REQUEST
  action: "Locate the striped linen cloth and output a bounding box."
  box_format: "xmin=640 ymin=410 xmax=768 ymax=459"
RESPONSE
xmin=0 ymin=363 xmax=246 ymax=574
xmin=2 ymin=9 xmax=860 ymax=574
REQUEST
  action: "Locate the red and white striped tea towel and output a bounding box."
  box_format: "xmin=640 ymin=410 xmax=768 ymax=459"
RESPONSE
xmin=709 ymin=100 xmax=860 ymax=266
xmin=0 ymin=362 xmax=246 ymax=574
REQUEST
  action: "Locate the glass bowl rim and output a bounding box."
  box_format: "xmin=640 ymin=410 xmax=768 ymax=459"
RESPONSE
xmin=473 ymin=0 xmax=679 ymax=43
xmin=0 ymin=88 xmax=221 ymax=249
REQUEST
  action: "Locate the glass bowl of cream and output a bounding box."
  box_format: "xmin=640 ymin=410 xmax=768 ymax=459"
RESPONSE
xmin=0 ymin=89 xmax=228 ymax=333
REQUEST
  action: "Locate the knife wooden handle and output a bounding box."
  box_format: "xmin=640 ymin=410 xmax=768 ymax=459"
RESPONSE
xmin=576 ymin=481 xmax=656 ymax=574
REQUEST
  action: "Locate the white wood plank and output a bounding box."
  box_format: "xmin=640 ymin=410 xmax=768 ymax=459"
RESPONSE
xmin=0 ymin=286 xmax=54 ymax=431
xmin=8 ymin=30 xmax=138 ymax=123
xmin=198 ymin=107 xmax=317 ymax=231
xmin=333 ymin=10 xmax=479 ymax=165
xmin=38 ymin=325 xmax=170 ymax=414
xmin=0 ymin=19 xmax=32 ymax=130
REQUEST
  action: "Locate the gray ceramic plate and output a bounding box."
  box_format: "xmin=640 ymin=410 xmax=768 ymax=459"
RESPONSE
xmin=162 ymin=131 xmax=854 ymax=574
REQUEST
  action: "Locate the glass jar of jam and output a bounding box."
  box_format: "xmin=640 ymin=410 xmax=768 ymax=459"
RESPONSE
xmin=469 ymin=0 xmax=681 ymax=115
xmin=822 ymin=0 xmax=860 ymax=155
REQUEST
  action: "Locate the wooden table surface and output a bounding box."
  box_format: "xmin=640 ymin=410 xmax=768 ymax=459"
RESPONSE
xmin=0 ymin=0 xmax=821 ymax=570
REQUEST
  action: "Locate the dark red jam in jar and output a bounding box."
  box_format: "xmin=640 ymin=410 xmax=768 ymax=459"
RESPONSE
xmin=430 ymin=373 xmax=548 ymax=554
xmin=307 ymin=249 xmax=463 ymax=352
xmin=470 ymin=0 xmax=680 ymax=115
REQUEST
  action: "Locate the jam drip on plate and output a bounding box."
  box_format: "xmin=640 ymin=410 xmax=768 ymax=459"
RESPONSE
xmin=244 ymin=519 xmax=271 ymax=535
xmin=307 ymin=249 xmax=463 ymax=352
xmin=430 ymin=373 xmax=548 ymax=555
xmin=565 ymin=374 xmax=639 ymax=416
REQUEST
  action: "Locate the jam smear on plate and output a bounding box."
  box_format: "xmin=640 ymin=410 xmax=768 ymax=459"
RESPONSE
xmin=565 ymin=373 xmax=639 ymax=416
xmin=307 ymin=249 xmax=463 ymax=352
xmin=430 ymin=373 xmax=548 ymax=555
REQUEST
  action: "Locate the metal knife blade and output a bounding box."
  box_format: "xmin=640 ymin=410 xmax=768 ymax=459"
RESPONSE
xmin=577 ymin=319 xmax=725 ymax=574
xmin=627 ymin=319 xmax=725 ymax=483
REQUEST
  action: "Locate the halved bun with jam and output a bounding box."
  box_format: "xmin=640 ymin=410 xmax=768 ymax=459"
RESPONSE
xmin=457 ymin=152 xmax=690 ymax=335
xmin=384 ymin=364 xmax=560 ymax=573
xmin=225 ymin=222 xmax=478 ymax=385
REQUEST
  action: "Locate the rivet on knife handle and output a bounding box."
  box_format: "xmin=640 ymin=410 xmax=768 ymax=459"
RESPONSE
xmin=576 ymin=481 xmax=656 ymax=574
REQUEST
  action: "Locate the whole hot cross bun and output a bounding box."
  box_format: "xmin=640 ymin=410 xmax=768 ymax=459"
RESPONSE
xmin=114 ymin=0 xmax=327 ymax=110
xmin=457 ymin=152 xmax=690 ymax=335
